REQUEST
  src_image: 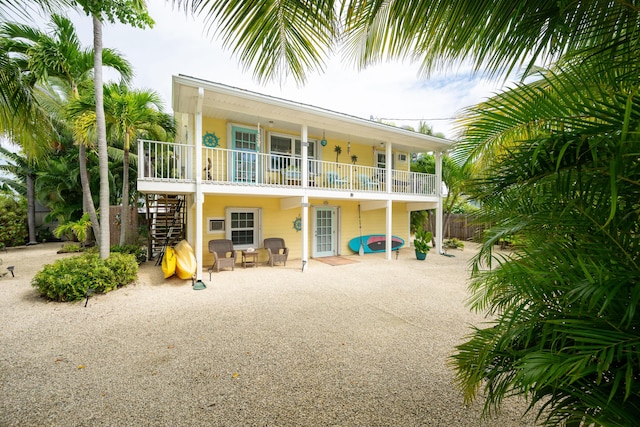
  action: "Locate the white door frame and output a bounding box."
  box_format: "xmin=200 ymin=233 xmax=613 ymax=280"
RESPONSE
xmin=312 ymin=206 xmax=339 ymax=257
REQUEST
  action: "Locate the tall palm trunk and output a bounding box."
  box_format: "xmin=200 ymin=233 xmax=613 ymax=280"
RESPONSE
xmin=26 ymin=172 xmax=38 ymax=245
xmin=92 ymin=15 xmax=110 ymax=259
xmin=78 ymin=142 xmax=100 ymax=243
xmin=119 ymin=133 xmax=130 ymax=245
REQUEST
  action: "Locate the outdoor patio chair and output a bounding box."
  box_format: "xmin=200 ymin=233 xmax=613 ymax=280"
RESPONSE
xmin=208 ymin=239 xmax=237 ymax=276
xmin=358 ymin=174 xmax=380 ymax=191
xmin=325 ymin=171 xmax=348 ymax=188
xmin=264 ymin=238 xmax=289 ymax=267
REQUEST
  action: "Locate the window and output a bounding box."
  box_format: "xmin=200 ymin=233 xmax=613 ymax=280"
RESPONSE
xmin=375 ymin=149 xmax=396 ymax=169
xmin=234 ymin=128 xmax=257 ymax=150
xmin=269 ymin=133 xmax=316 ymax=171
xmin=225 ymin=208 xmax=262 ymax=249
xmin=270 ymin=135 xmax=294 ymax=170
xmin=376 ymin=151 xmax=386 ymax=169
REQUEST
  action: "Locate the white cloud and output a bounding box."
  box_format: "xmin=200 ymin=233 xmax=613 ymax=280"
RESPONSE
xmin=45 ymin=1 xmax=507 ymax=139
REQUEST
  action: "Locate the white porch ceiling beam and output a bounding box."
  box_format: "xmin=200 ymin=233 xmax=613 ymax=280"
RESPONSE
xmin=406 ymin=202 xmax=437 ymax=211
xmin=280 ymin=197 xmax=303 ymax=210
xmin=360 ymin=201 xmax=387 ymax=211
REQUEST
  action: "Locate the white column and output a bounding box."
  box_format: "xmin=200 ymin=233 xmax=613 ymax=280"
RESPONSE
xmin=386 ymin=199 xmax=392 ymax=260
xmin=385 ymin=143 xmax=392 ymax=195
xmin=301 ymin=124 xmax=308 ymax=188
xmin=435 ymin=150 xmax=443 ymax=254
xmin=195 ymin=87 xmax=204 ymax=280
xmin=385 ymin=143 xmax=393 ymax=260
xmin=137 ymin=138 xmax=144 ymax=179
xmin=301 ymin=124 xmax=309 ymax=271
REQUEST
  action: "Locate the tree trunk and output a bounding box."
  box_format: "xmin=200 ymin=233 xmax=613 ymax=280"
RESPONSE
xmin=79 ymin=142 xmax=100 ymax=244
xmin=93 ymin=15 xmax=110 ymax=259
xmin=119 ymin=138 xmax=130 ymax=246
xmin=26 ymin=173 xmax=38 ymax=245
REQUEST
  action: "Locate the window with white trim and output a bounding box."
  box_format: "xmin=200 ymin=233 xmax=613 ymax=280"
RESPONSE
xmin=225 ymin=208 xmax=262 ymax=249
xmin=375 ymin=149 xmax=396 ymax=169
xmin=269 ymin=133 xmax=316 ymax=171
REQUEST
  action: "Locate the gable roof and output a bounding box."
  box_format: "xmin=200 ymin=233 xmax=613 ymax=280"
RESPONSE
xmin=172 ymin=74 xmax=454 ymax=153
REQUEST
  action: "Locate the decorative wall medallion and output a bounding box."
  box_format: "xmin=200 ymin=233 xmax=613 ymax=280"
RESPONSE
xmin=203 ymin=132 xmax=219 ymax=147
xmin=293 ymin=215 xmax=302 ymax=232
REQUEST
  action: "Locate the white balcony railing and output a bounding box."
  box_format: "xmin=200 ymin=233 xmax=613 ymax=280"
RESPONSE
xmin=138 ymin=140 xmax=437 ymax=196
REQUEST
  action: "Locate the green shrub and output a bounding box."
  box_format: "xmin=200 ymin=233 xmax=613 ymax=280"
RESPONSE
xmin=31 ymin=252 xmax=138 ymax=302
xmin=443 ymin=238 xmax=465 ymax=250
xmin=57 ymin=243 xmax=84 ymax=253
xmin=36 ymin=226 xmax=56 ymax=243
xmin=110 ymin=244 xmax=147 ymax=264
xmin=0 ymin=193 xmax=27 ymax=247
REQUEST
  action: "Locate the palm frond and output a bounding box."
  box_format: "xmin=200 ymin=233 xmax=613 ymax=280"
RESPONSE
xmin=174 ymin=0 xmax=339 ymax=84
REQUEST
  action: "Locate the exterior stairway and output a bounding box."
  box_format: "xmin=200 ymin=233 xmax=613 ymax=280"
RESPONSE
xmin=145 ymin=194 xmax=185 ymax=262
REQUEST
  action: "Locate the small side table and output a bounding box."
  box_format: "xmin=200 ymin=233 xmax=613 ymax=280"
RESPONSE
xmin=242 ymin=250 xmax=258 ymax=268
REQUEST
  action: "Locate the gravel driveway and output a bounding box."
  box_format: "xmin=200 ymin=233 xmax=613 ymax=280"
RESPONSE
xmin=0 ymin=242 xmax=537 ymax=426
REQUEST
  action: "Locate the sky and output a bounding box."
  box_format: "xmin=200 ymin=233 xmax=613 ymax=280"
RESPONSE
xmin=30 ymin=0 xmax=510 ymax=140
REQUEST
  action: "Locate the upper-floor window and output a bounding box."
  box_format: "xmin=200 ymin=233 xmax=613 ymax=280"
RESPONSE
xmin=375 ymin=149 xmax=396 ymax=169
xmin=269 ymin=133 xmax=316 ymax=170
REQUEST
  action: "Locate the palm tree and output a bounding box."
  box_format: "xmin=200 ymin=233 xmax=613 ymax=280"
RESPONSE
xmin=69 ymin=82 xmax=175 ymax=245
xmin=0 ymin=13 xmax=132 ymax=249
xmin=103 ymin=84 xmax=174 ymax=245
xmin=0 ymin=36 xmax=57 ymax=245
xmin=172 ymin=1 xmax=639 ymax=84
xmin=449 ymin=54 xmax=640 ymax=425
xmin=35 ymin=149 xmax=85 ymax=224
xmin=75 ymin=0 xmax=152 ymax=258
xmin=0 ymin=1 xmax=69 ymax=22
xmin=174 ymin=1 xmax=640 ymax=424
xmin=0 ymin=0 xmax=69 ymax=134
xmin=0 ymin=146 xmax=28 ymax=196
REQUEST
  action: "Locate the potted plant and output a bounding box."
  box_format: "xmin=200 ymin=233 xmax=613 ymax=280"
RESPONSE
xmin=413 ymin=227 xmax=433 ymax=260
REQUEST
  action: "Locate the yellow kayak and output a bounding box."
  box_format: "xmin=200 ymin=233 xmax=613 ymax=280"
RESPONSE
xmin=174 ymin=240 xmax=197 ymax=280
xmin=161 ymin=246 xmax=177 ymax=279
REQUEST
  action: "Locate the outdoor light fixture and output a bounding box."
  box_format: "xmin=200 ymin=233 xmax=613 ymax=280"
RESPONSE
xmin=321 ymin=130 xmax=327 ymax=146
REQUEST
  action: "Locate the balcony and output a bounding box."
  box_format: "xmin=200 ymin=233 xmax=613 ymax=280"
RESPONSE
xmin=138 ymin=140 xmax=437 ymax=196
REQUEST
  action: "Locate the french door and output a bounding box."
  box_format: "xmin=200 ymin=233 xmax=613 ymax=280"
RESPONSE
xmin=231 ymin=126 xmax=258 ymax=183
xmin=313 ymin=207 xmax=338 ymax=257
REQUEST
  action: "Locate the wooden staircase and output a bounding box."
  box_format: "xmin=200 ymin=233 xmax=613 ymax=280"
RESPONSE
xmin=145 ymin=194 xmax=185 ymax=262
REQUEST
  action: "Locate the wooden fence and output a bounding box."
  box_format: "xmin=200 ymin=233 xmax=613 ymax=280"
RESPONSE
xmin=443 ymin=214 xmax=486 ymax=241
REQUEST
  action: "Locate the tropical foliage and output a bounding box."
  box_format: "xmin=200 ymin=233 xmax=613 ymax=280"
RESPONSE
xmin=53 ymin=212 xmax=92 ymax=243
xmin=31 ymin=251 xmax=137 ymax=302
xmin=451 ymin=54 xmax=640 ymax=425
xmin=69 ymin=82 xmax=175 ymax=244
xmin=74 ymin=0 xmax=153 ymax=258
xmin=0 ymin=191 xmax=27 ymax=247
xmin=176 ymin=0 xmax=640 ymax=425
xmin=0 ymin=8 xmax=166 ymax=252
xmin=0 ymin=12 xmax=132 ymax=247
xmin=410 ymin=153 xmax=473 ymax=234
xmin=412 ymin=226 xmax=432 ymax=254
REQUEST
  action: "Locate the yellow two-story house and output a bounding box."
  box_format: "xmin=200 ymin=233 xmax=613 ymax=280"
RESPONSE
xmin=138 ymin=75 xmax=453 ymax=280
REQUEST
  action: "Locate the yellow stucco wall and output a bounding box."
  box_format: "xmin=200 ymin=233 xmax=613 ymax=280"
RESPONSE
xmin=194 ymin=195 xmax=409 ymax=267
xmin=202 ymin=117 xmax=228 ymax=148
xmin=198 ymin=120 xmax=407 ymax=170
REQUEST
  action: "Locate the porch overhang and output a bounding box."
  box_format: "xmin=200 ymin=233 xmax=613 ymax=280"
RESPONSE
xmin=172 ymin=75 xmax=454 ymax=154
